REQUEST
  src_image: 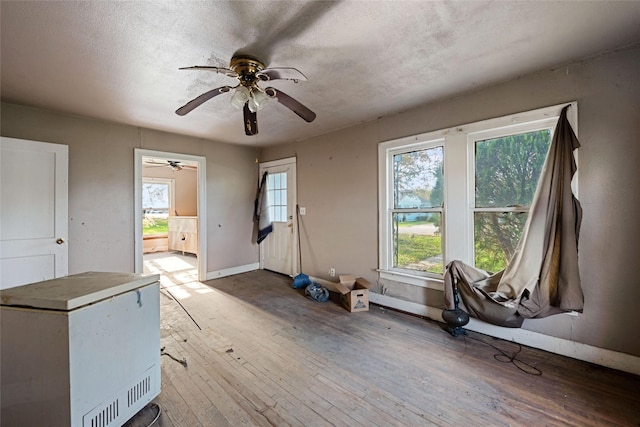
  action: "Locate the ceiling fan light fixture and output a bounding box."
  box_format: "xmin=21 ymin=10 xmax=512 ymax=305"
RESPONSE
xmin=230 ymin=86 xmax=250 ymax=109
xmin=177 ymin=54 xmax=315 ymax=134
xmin=248 ymin=90 xmax=270 ymax=113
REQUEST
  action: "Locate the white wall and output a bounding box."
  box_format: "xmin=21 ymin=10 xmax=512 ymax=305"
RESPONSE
xmin=262 ymin=45 xmax=640 ymax=359
xmin=0 ymin=104 xmax=260 ymax=275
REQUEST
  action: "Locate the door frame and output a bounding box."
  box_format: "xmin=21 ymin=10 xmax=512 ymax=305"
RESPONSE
xmin=134 ymin=149 xmax=207 ymax=281
xmin=258 ymin=157 xmax=298 ymax=276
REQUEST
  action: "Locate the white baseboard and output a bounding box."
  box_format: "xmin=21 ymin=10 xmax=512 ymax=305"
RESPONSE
xmin=206 ymin=263 xmax=259 ymax=281
xmin=369 ymin=293 xmax=640 ymax=376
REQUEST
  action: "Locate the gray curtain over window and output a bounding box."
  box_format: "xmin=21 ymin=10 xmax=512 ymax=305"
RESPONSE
xmin=444 ymin=105 xmax=583 ymax=327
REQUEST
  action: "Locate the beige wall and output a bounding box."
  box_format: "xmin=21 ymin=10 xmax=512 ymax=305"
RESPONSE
xmin=0 ymin=104 xmax=260 ymax=274
xmin=143 ymin=165 xmax=197 ymax=217
xmin=2 ymin=45 xmax=638 ymax=358
xmin=262 ymin=45 xmax=640 ymax=357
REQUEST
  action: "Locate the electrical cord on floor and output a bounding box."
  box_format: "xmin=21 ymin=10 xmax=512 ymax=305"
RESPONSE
xmin=159 ymin=283 xmax=202 ymax=330
xmin=160 ymin=346 xmax=188 ymax=367
xmin=464 ymin=334 xmax=542 ymax=376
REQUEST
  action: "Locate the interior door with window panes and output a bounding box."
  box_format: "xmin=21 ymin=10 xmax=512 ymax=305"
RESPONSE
xmin=259 ymin=159 xmax=297 ymax=276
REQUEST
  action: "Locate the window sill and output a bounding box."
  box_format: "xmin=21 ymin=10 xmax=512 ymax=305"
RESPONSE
xmin=143 ymin=233 xmax=168 ymax=238
xmin=378 ymin=269 xmax=444 ymax=291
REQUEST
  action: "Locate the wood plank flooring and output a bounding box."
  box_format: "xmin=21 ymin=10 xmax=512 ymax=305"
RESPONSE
xmin=150 ymin=269 xmax=640 ymax=426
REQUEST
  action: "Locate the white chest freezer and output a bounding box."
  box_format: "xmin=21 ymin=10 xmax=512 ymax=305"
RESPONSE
xmin=1 ymin=271 xmax=161 ymax=427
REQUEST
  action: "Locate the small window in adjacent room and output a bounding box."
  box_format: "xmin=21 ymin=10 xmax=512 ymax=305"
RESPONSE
xmin=142 ymin=178 xmax=175 ymax=235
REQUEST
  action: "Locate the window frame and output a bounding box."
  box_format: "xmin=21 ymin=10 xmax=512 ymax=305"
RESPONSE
xmin=468 ymin=120 xmax=559 ymax=272
xmin=378 ymin=102 xmax=578 ymax=291
xmin=379 ymin=134 xmax=447 ymax=290
xmin=142 ymin=177 xmax=175 ymax=218
xmin=267 ymin=171 xmax=288 ymax=223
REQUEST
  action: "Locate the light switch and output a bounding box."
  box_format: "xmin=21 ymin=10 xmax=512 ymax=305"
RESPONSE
xmin=299 ymin=207 xmax=306 ymax=215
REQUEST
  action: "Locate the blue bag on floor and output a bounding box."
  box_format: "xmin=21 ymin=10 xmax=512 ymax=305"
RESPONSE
xmin=292 ymin=273 xmax=312 ymax=289
xmin=305 ymin=282 xmax=330 ymax=302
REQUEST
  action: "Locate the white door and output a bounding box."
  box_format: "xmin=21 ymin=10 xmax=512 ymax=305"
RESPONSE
xmin=259 ymin=158 xmax=297 ymax=276
xmin=0 ymin=137 xmax=68 ymax=289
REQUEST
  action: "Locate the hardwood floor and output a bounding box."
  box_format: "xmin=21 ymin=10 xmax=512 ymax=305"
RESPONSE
xmin=149 ymin=269 xmax=639 ymax=426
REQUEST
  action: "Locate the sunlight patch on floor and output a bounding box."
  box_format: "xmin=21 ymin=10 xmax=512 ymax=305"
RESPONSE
xmin=184 ymin=281 xmax=213 ymax=294
xmin=143 ymin=251 xmax=208 ymax=299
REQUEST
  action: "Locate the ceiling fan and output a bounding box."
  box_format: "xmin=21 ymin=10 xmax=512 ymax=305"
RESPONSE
xmin=144 ymin=160 xmax=195 ymax=171
xmin=175 ymin=55 xmax=316 ymax=135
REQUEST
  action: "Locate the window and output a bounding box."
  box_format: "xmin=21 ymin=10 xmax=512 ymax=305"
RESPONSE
xmin=267 ymin=172 xmax=287 ymax=222
xmin=142 ymin=178 xmax=174 ymax=235
xmin=471 ymin=129 xmax=551 ymax=273
xmin=379 ymin=102 xmax=577 ymax=290
xmin=391 ymin=146 xmax=444 ymax=275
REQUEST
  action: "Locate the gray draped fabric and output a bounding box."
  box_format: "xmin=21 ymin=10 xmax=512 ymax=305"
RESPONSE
xmin=254 ymin=171 xmax=273 ymax=244
xmin=444 ymin=105 xmax=583 ymax=327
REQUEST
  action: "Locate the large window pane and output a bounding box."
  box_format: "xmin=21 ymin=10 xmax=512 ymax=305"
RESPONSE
xmin=474 ymin=212 xmax=528 ymax=273
xmin=474 ymin=128 xmax=551 ymax=272
xmin=393 ymin=212 xmax=442 ymax=274
xmin=475 ymin=130 xmax=551 ymax=208
xmin=393 ymin=147 xmax=444 ymax=209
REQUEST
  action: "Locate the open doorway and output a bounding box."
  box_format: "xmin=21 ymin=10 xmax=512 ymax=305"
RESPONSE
xmin=134 ymin=149 xmax=207 ymax=283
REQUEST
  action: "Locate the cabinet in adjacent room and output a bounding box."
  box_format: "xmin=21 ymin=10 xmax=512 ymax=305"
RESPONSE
xmin=168 ymin=216 xmax=198 ymax=256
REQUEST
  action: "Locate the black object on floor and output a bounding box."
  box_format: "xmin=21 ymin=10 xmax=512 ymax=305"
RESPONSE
xmin=123 ymin=402 xmax=161 ymax=427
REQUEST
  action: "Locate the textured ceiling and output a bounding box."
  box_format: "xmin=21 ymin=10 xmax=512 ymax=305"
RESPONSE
xmin=2 ymin=1 xmax=640 ymax=147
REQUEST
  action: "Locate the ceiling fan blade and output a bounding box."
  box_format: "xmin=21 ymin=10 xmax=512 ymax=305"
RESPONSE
xmin=175 ymin=86 xmax=233 ymax=116
xmin=243 ymin=103 xmax=258 ymax=135
xmin=265 ymin=87 xmax=316 ymax=122
xmin=179 ymin=66 xmax=237 ymax=78
xmin=257 ymin=67 xmax=308 ymax=82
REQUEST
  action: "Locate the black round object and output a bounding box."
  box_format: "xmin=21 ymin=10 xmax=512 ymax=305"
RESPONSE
xmin=442 ymin=307 xmax=470 ymax=328
xmin=443 ymin=285 xmax=470 ymax=336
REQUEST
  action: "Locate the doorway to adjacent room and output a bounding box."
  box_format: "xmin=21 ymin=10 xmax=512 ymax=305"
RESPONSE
xmin=134 ymin=149 xmax=206 ymax=284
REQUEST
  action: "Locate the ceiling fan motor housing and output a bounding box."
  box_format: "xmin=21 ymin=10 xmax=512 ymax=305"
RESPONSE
xmin=230 ymin=55 xmax=265 ymax=86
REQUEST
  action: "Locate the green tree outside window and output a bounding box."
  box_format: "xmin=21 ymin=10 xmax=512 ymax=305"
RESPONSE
xmin=474 ymin=129 xmax=551 ymax=273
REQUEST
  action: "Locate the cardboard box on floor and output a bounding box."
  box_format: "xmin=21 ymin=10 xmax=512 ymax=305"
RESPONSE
xmin=335 ymin=275 xmax=371 ymax=312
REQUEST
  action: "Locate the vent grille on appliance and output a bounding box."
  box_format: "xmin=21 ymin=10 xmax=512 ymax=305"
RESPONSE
xmin=128 ymin=376 xmax=151 ymax=408
xmin=83 ymin=369 xmax=157 ymax=427
xmin=88 ymin=399 xmax=119 ymax=427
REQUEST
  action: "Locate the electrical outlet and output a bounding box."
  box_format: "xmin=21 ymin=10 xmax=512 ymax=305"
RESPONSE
xmin=299 ymin=207 xmax=306 ymax=215
xmin=329 ymin=268 xmax=336 ymax=277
